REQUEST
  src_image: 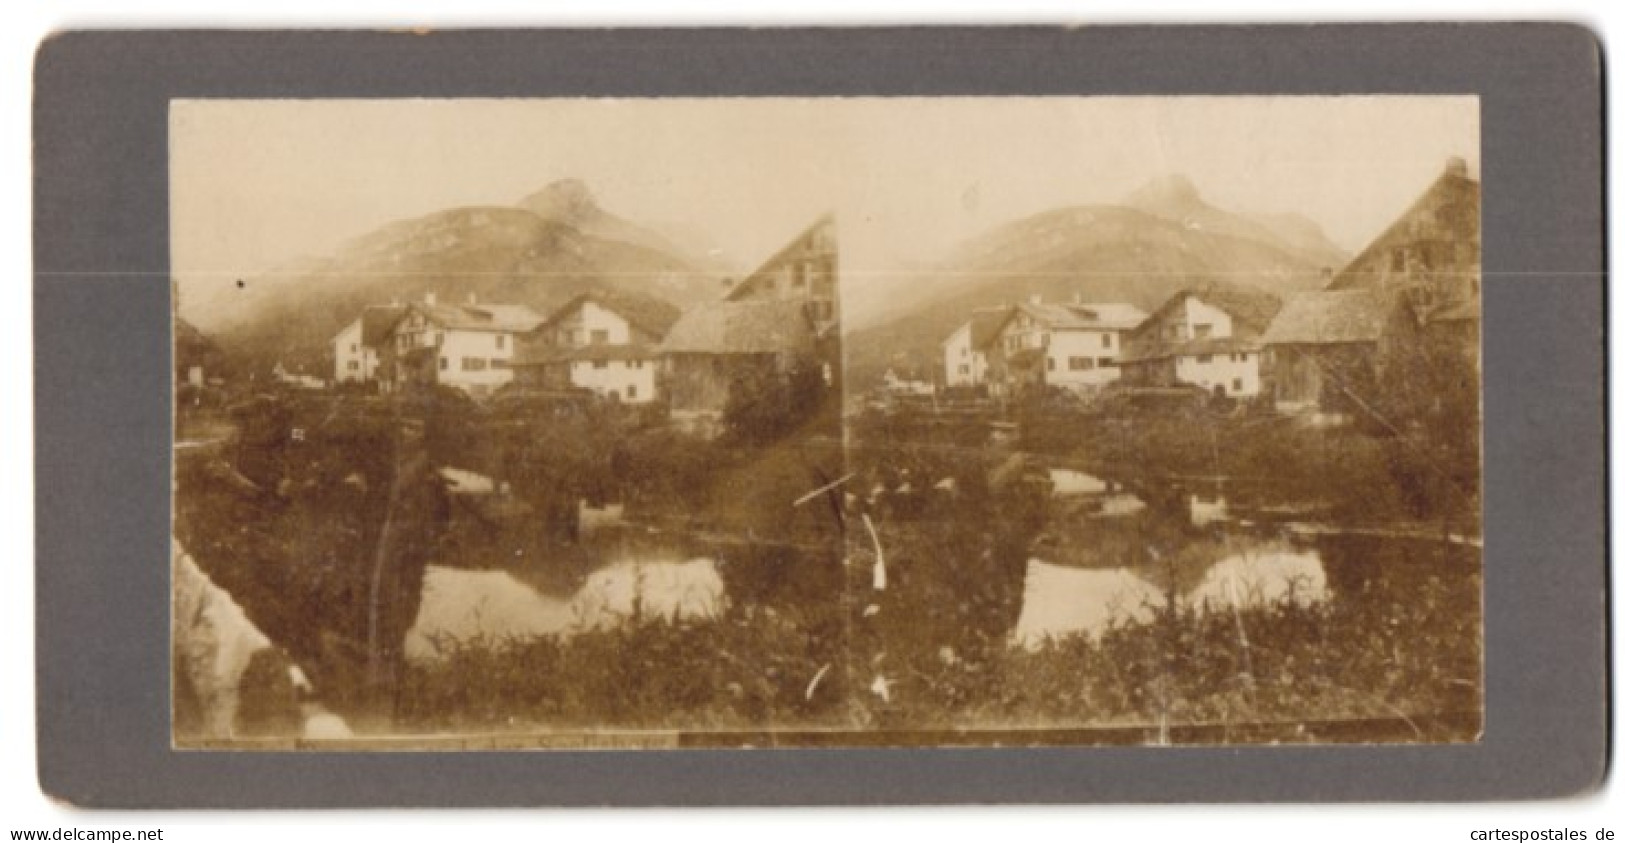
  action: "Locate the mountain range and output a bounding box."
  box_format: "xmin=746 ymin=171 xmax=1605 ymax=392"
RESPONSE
xmin=844 ymin=174 xmax=1350 ymax=386
xmin=189 ymin=180 xmax=735 ymax=376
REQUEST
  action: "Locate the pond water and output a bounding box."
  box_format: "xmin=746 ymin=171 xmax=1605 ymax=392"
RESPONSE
xmin=1011 ymin=542 xmax=1329 ymax=649
xmin=1049 ymin=468 xmax=1109 ymax=495
xmin=405 ymin=556 xmax=725 ymax=661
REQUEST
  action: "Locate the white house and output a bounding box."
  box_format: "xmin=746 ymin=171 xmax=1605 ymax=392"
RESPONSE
xmin=331 ymin=304 xmax=406 ymax=386
xmin=333 ymin=317 xmax=369 ymax=384
xmin=941 ymin=307 xmax=1006 ymax=389
xmin=511 ymin=290 xmax=679 ymax=404
xmin=1120 ymin=289 xmax=1283 ymax=399
xmin=380 ymin=293 xmax=543 ymax=396
xmin=985 ymin=297 xmax=1147 ymax=396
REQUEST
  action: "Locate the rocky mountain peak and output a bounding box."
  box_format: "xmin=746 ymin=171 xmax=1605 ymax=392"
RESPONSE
xmin=1122 ymin=173 xmax=1204 ymax=214
xmin=518 ymin=178 xmax=601 ymax=223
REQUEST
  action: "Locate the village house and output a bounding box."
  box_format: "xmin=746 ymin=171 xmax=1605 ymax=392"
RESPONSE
xmin=1119 ymin=289 xmax=1281 ymax=399
xmin=657 ymin=215 xmax=839 ymax=430
xmin=1325 ymin=156 xmax=1481 ymax=362
xmin=983 ymin=296 xmax=1147 ymax=398
xmin=719 ymin=214 xmax=838 ymax=333
xmin=175 ymin=318 xmax=223 ymax=391
xmin=378 ymin=293 xmax=543 ymax=396
xmin=1259 ymin=289 xmax=1389 ymax=413
xmin=509 ymin=290 xmax=680 ymax=404
xmin=940 ymin=307 xmax=1006 ymax=390
xmin=331 ymin=304 xmax=405 ymax=386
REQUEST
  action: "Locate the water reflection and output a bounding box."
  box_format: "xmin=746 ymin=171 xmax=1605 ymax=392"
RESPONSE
xmin=1049 ymin=468 xmax=1108 ymax=495
xmin=406 ymin=557 xmax=725 ymax=661
xmin=1012 ymin=542 xmax=1329 ymax=649
xmin=1048 ymin=468 xmax=1146 ymax=518
xmin=1012 ymin=563 xmax=1161 ymax=648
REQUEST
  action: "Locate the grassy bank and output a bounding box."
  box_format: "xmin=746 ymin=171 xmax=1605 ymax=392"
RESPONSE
xmin=393 ymin=561 xmax=1480 ymax=743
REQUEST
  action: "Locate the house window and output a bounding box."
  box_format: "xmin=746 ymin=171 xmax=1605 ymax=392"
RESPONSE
xmin=351 ymin=343 xmax=358 ymax=353
xmin=495 ymin=335 xmax=505 ymax=350
xmin=1068 ymin=357 xmax=1094 ymax=371
xmin=1099 ymin=357 xmax=1115 ymax=368
xmin=462 ymin=358 xmax=487 ymax=371
xmin=1194 ymin=324 xmax=1212 ymax=339
xmin=1046 ymin=357 xmax=1056 ymax=372
xmin=491 ymin=359 xmax=510 ymax=369
xmin=1197 ymin=354 xmax=1213 ymax=364
xmin=347 ymin=361 xmax=359 ymax=371
xmin=439 ymin=357 xmax=449 ymax=371
xmin=959 ymin=365 xmax=970 ymax=375
xmin=591 ymin=329 xmax=609 ymax=345
xmin=1232 ymin=378 xmax=1243 ymax=393
xmin=594 ymin=360 xmax=608 ymax=370
xmin=1102 ymin=334 xmax=1113 ymax=349
xmin=434 ymin=332 xmax=444 ymax=347
xmin=627 ymin=385 xmax=638 ymax=399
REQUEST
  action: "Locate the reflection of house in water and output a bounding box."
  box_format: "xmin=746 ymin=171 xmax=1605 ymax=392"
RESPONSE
xmin=1012 ymin=543 xmax=1328 ymax=648
xmin=405 ymin=559 xmax=726 ymax=661
xmin=1189 ymin=493 xmax=1228 ymax=527
xmin=510 ymin=290 xmax=680 ymax=404
xmin=657 ymin=216 xmax=839 ymax=430
xmin=1120 ymin=289 xmax=1281 ymax=398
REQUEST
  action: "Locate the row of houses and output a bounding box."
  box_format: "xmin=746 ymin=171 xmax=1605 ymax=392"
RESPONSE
xmin=938 ymin=157 xmax=1481 ymax=413
xmin=330 ymin=215 xmax=838 ymax=425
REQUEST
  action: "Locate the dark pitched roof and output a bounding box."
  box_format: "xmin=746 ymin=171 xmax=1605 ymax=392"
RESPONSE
xmin=536 ymin=289 xmax=681 ymax=339
xmin=1122 ymin=288 xmax=1281 ymax=363
xmin=724 ymin=214 xmax=836 ymax=302
xmin=1261 ymin=290 xmax=1387 ymax=346
xmin=411 ymin=301 xmax=543 ymax=333
xmin=656 ymin=299 xmax=817 ymax=355
xmin=967 ymin=307 xmax=1010 ymax=349
xmin=1182 ymin=289 xmax=1282 ymax=335
xmin=1331 ymin=164 xmax=1481 ymax=291
xmin=360 ymin=305 xmax=407 ymax=347
xmin=981 ymin=300 xmax=1149 ymax=348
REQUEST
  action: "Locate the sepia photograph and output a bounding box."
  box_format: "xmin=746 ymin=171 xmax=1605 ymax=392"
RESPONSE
xmin=169 ymin=96 xmax=1482 ymax=749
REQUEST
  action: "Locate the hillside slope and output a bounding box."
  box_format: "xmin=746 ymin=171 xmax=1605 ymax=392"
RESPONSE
xmin=846 ymin=178 xmax=1347 ymax=386
xmin=197 ymin=188 xmax=728 ymax=376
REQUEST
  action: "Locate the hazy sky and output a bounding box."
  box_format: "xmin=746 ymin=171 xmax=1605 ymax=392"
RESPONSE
xmin=172 ymin=96 xmax=1477 ymax=308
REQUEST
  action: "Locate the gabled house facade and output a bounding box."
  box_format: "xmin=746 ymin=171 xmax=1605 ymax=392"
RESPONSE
xmin=657 ymin=215 xmax=839 ymax=431
xmin=1259 ymin=289 xmax=1389 ymax=413
xmin=984 ymin=297 xmax=1147 ymax=398
xmin=511 ymin=290 xmax=679 ymax=404
xmin=1120 ymin=289 xmax=1281 ymax=399
xmin=332 ymin=304 xmax=405 ymax=386
xmin=721 ymin=214 xmax=838 ymax=334
xmin=941 ymin=307 xmax=1007 ymax=390
xmin=1326 ymin=156 xmax=1481 ymax=365
xmin=378 ymin=294 xmax=543 ymax=396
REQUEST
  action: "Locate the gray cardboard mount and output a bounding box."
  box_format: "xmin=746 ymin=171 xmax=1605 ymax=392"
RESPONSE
xmin=33 ymin=25 xmax=1607 ymax=806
